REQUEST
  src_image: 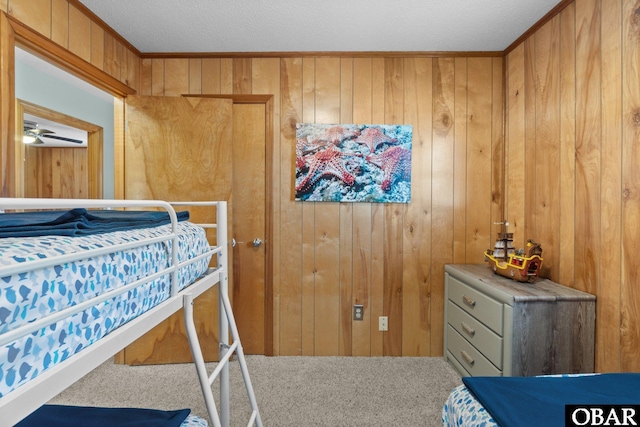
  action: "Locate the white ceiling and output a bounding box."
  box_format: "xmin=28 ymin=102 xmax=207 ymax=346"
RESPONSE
xmin=78 ymin=0 xmax=561 ymax=53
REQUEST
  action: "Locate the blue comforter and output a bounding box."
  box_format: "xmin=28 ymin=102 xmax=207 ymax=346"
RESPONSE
xmin=463 ymin=373 xmax=640 ymax=427
xmin=0 ymin=208 xmax=189 ymax=238
xmin=15 ymin=404 xmax=190 ymax=427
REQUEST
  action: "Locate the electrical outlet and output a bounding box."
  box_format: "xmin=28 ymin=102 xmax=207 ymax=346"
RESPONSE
xmin=353 ymin=304 xmax=364 ymax=321
xmin=379 ymin=316 xmax=388 ymax=331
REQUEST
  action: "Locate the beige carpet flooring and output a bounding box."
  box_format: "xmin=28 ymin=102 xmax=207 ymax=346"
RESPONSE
xmin=50 ymin=355 xmax=462 ymax=427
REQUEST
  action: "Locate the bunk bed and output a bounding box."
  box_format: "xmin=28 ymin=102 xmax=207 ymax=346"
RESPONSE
xmin=0 ymin=198 xmax=262 ymax=427
xmin=442 ymin=373 xmax=640 ymax=427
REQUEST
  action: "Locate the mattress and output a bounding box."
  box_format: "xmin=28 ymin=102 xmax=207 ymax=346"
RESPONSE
xmin=0 ymin=221 xmax=213 ymax=398
xmin=442 ymin=383 xmax=497 ymax=427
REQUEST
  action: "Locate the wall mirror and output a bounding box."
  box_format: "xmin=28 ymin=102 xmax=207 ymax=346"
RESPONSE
xmin=14 ymin=47 xmax=116 ymax=199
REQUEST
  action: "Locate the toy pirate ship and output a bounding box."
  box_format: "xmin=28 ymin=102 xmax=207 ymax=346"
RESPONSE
xmin=484 ymin=221 xmax=543 ymax=283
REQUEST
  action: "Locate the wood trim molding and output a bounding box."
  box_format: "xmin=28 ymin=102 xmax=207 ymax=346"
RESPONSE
xmin=143 ymin=50 xmax=505 ymax=59
xmin=0 ymin=12 xmax=15 ymax=197
xmin=7 ymin=14 xmax=136 ymax=97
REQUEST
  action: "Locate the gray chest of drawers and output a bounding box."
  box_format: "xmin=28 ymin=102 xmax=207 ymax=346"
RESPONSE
xmin=444 ymin=264 xmax=595 ymax=377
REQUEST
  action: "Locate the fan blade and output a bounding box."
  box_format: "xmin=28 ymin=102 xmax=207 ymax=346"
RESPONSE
xmin=23 ymin=120 xmax=54 ymax=134
xmin=41 ymin=134 xmax=84 ymax=144
xmin=32 ymin=128 xmax=55 ymax=135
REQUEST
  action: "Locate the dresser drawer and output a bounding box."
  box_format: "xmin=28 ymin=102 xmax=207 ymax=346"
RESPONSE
xmin=447 ymin=325 xmax=501 ymax=376
xmin=447 ymin=274 xmax=504 ymax=335
xmin=447 ymin=300 xmax=503 ymax=369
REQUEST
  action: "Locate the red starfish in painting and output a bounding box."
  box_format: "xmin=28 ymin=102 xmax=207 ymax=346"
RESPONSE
xmin=354 ymin=127 xmax=397 ymax=153
xmin=296 ymin=145 xmax=356 ymax=194
xmin=312 ymin=125 xmax=361 ymax=146
xmin=366 ymin=146 xmax=411 ymax=191
xmin=296 ymin=137 xmax=309 ymax=169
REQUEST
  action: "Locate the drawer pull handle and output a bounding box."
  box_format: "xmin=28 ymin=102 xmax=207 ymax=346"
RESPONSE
xmin=461 ymin=321 xmax=476 ymax=337
xmin=460 ymin=350 xmax=475 ymax=366
xmin=462 ymin=295 xmax=476 ymax=308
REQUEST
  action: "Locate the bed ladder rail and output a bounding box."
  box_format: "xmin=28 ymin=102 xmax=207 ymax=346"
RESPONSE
xmin=183 ymin=271 xmax=263 ymax=427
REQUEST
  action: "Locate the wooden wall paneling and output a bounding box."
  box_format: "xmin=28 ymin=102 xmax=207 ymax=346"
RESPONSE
xmin=140 ymin=58 xmax=152 ymax=95
xmin=23 ymin=146 xmax=33 ymax=197
xmin=339 ymin=58 xmax=354 ymax=356
xmin=339 ymin=186 xmax=353 ymax=356
xmin=103 ymin=32 xmax=122 ymax=81
xmin=124 ymin=48 xmax=139 ymax=91
xmin=251 ymin=57 xmax=280 ymax=356
xmin=113 ymin=97 xmax=125 ymax=200
xmin=465 ymin=58 xmax=493 ymax=263
xmin=452 ymin=58 xmax=467 ymax=264
xmin=50 ymin=148 xmax=60 ymax=196
xmin=383 ymin=57 xmax=403 ymax=357
xmin=151 ymin=58 xmax=164 ymax=96
xmin=490 ymin=57 xmax=504 ymax=250
xmin=233 ymin=57 xmax=251 ymax=94
xmin=74 ymin=148 xmax=87 ymax=197
xmin=23 ymin=145 xmax=36 ymax=196
xmin=431 ymin=57 xmax=455 ymax=356
xmin=313 ymin=57 xmax=341 ymax=356
xmin=370 ymin=57 xmax=386 ymax=356
xmin=221 ymin=58 xmax=233 ymax=93
xmin=402 ymin=57 xmax=432 ymax=356
xmin=574 ymin=0 xmax=601 ymax=296
xmin=0 ymin=0 xmax=6 ymax=12
xmin=8 ymin=0 xmax=50 ymax=38
xmin=300 ymin=57 xmax=316 ymax=356
xmin=90 ymin=21 xmax=104 ymax=70
xmin=506 ymin=45 xmax=526 ymax=247
xmin=598 ymin=0 xmax=622 ymax=373
xmin=523 ymin=38 xmax=537 ymax=247
xmin=279 ymin=57 xmax=303 ymax=355
xmin=534 ymin=18 xmax=561 ymax=279
xmin=164 ymin=58 xmax=189 ymax=96
xmin=188 ymin=58 xmax=202 ymax=94
xmin=201 ymin=58 xmax=221 ymax=94
xmin=68 ymin=3 xmax=90 ymax=62
xmin=621 ymin=0 xmax=640 ymax=372
xmin=558 ymin=3 xmax=576 ymax=288
xmin=351 ymin=57 xmax=373 ymax=356
xmin=88 ymin=128 xmax=103 ymax=198
xmin=60 ymin=148 xmax=71 ymax=197
xmin=41 ymin=149 xmax=51 ymax=196
xmin=508 ymin=44 xmax=525 ymax=246
xmin=51 ymin=0 xmax=68 ymax=48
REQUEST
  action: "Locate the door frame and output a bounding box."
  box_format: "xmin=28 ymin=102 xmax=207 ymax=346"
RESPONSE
xmin=185 ymin=94 xmax=275 ymax=356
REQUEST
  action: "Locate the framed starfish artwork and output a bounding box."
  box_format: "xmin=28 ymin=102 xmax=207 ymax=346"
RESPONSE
xmin=295 ymin=123 xmax=412 ymax=203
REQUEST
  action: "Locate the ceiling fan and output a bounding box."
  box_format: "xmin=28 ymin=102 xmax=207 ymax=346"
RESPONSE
xmin=23 ymin=119 xmax=85 ymax=145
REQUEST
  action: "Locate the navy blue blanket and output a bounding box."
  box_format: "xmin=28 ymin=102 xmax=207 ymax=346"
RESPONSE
xmin=15 ymin=404 xmax=190 ymax=427
xmin=0 ymin=208 xmax=189 ymax=238
xmin=463 ymin=373 xmax=640 ymax=427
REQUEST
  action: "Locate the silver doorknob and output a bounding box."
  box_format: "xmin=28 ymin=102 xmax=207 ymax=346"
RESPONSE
xmin=252 ymin=238 xmax=263 ymax=247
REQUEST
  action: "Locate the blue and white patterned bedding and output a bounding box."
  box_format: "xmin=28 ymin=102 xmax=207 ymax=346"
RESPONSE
xmin=0 ymin=221 xmax=213 ymax=398
xmin=442 ymin=384 xmax=497 ymax=427
xmin=184 ymin=415 xmax=209 ymax=427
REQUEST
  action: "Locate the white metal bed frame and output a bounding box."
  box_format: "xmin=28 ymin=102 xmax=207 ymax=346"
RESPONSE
xmin=0 ymin=198 xmax=262 ymax=427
